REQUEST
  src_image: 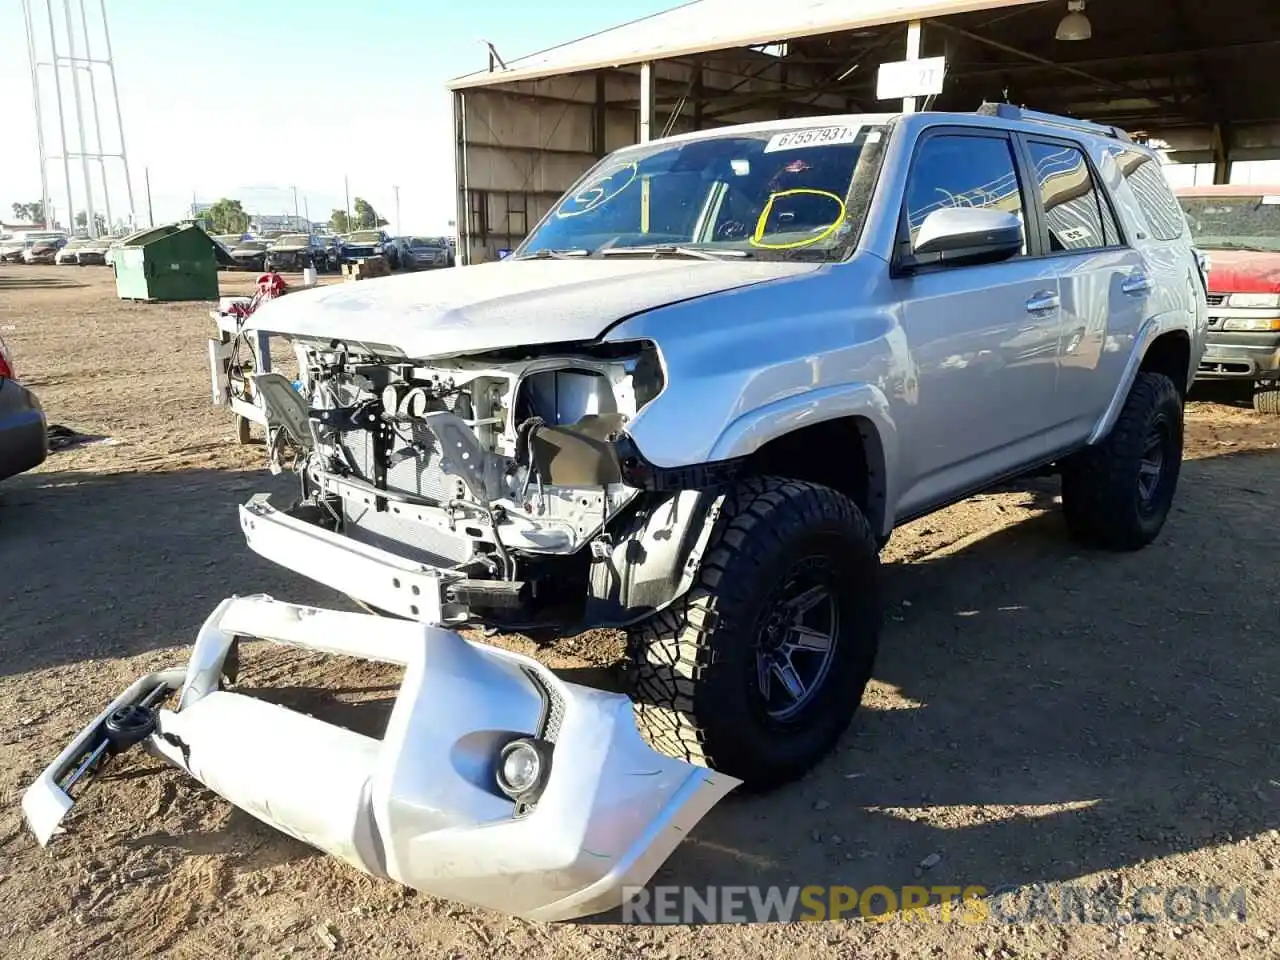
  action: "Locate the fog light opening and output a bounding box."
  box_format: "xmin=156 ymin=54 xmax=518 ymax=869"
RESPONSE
xmin=495 ymin=736 xmax=553 ymax=804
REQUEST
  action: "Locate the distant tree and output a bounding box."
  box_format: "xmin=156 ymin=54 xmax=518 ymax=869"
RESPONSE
xmin=74 ymin=210 xmax=107 ymax=234
xmin=329 ymin=209 xmax=351 ymax=233
xmin=352 ymin=198 xmax=388 ymax=230
xmin=11 ymin=201 xmax=46 ymax=224
xmin=205 ymin=198 xmax=250 ymax=235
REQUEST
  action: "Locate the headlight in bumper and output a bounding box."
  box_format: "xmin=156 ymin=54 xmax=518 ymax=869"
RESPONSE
xmin=1226 ymin=293 xmax=1280 ymax=309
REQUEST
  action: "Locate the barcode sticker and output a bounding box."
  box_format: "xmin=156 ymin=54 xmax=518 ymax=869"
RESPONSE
xmin=764 ymin=125 xmax=860 ymax=153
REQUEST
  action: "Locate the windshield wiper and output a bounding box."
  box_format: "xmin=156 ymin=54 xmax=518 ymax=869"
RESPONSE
xmin=513 ymin=248 xmax=590 ymax=260
xmin=598 ymin=245 xmax=751 ymax=261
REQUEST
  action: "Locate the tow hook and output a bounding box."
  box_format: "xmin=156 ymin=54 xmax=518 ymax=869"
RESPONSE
xmin=104 ymin=704 xmax=157 ymax=753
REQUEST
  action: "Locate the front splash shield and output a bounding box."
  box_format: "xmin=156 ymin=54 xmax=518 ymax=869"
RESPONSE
xmin=22 ymin=596 xmax=739 ymax=921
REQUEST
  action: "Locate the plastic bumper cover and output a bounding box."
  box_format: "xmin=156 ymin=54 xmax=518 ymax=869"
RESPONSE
xmin=21 ymin=595 xmax=738 ymax=921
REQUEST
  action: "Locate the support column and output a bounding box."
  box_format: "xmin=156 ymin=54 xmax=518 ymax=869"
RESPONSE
xmin=639 ymin=61 xmax=655 ymax=143
xmin=1212 ymin=123 xmax=1233 ymax=184
xmin=902 ymin=20 xmax=922 ymax=115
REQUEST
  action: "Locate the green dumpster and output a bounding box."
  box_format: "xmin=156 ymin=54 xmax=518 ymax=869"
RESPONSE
xmin=113 ymin=222 xmax=232 ymax=301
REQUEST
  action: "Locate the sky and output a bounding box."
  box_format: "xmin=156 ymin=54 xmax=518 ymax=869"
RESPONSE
xmin=1 ymin=0 xmax=675 ymax=233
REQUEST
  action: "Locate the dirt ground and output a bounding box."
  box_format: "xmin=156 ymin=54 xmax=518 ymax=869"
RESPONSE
xmin=1 ymin=264 xmax=1277 ymax=959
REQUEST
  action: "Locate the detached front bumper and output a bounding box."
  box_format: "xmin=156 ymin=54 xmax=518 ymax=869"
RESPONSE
xmin=22 ymin=595 xmax=737 ymax=921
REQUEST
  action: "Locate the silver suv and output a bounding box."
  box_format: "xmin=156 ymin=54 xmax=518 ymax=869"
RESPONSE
xmin=235 ymin=104 xmax=1207 ymax=790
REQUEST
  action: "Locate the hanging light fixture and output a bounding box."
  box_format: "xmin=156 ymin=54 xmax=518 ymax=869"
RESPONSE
xmin=1055 ymin=0 xmax=1092 ymax=40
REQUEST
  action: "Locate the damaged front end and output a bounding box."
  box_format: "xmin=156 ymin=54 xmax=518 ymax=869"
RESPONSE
xmin=247 ymin=334 xmax=727 ymax=631
xmin=23 ymin=596 xmax=739 ymax=921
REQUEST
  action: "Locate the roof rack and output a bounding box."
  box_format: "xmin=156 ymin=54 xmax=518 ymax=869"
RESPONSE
xmin=976 ymin=102 xmax=1133 ymax=144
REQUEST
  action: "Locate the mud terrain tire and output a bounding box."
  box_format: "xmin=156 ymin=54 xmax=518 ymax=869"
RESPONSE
xmin=627 ymin=477 xmax=882 ymax=791
xmin=1060 ymin=371 xmax=1184 ymax=550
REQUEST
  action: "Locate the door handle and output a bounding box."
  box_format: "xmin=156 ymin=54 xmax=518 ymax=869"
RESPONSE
xmin=1025 ymin=290 xmax=1060 ymax=312
xmin=1122 ymin=274 xmax=1152 ymax=296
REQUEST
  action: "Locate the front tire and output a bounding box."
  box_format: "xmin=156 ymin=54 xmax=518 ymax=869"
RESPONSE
xmin=1060 ymin=371 xmax=1184 ymax=550
xmin=1253 ymin=383 xmax=1280 ymax=415
xmin=626 ymin=477 xmax=882 ymax=791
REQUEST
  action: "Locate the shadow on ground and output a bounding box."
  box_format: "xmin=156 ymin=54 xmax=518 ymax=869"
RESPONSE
xmin=0 ymin=466 xmax=341 ymax=676
xmin=0 ymin=273 xmax=88 ymax=291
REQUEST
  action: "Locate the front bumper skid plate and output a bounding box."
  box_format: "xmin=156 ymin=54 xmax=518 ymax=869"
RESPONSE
xmin=22 ymin=595 xmax=739 ymax=921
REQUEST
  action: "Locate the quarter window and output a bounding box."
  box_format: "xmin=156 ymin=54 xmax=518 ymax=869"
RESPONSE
xmin=1026 ymin=140 xmax=1121 ymax=252
xmin=1108 ymin=147 xmax=1187 ymax=241
xmin=904 ymin=134 xmax=1027 ymax=252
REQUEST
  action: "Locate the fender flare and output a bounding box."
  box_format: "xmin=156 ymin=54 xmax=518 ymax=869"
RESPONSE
xmin=707 ymin=382 xmax=899 ymax=537
xmin=1087 ymin=312 xmax=1188 ymax=446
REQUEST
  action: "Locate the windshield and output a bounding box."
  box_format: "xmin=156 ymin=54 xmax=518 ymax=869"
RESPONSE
xmin=516 ymin=122 xmax=886 ymax=261
xmin=277 ymin=234 xmax=311 ymax=246
xmin=1178 ymin=195 xmax=1280 ymax=253
xmin=347 ymin=231 xmax=382 ymax=244
xmin=408 ymin=237 xmax=441 ymax=249
xmin=236 ymin=241 xmax=266 ymax=251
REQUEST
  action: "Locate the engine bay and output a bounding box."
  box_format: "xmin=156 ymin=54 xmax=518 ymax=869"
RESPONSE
xmin=281 ymin=339 xmax=666 ymax=604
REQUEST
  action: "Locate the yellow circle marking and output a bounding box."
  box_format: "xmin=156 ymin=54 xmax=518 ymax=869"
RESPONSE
xmin=750 ymin=188 xmax=847 ymax=249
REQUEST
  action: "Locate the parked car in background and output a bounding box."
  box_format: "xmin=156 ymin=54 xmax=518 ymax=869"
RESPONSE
xmin=1176 ymin=184 xmax=1280 ymax=413
xmin=318 ymin=235 xmax=343 ymax=271
xmin=229 ymin=239 xmax=270 ymax=272
xmin=21 ymin=235 xmax=68 ymax=264
xmin=0 ymin=334 xmax=47 ymax=483
xmin=212 ymin=234 xmax=241 ymax=261
xmin=55 ymin=237 xmax=110 ymax=266
xmin=0 ymin=237 xmax=29 ymax=262
xmin=264 ymin=234 xmax=326 ymax=273
xmin=395 ymin=235 xmax=454 ymax=270
xmin=339 ymin=229 xmax=391 ymax=264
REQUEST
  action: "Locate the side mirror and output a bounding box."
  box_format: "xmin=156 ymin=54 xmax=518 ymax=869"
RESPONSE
xmin=906 ymin=207 xmax=1024 ymax=270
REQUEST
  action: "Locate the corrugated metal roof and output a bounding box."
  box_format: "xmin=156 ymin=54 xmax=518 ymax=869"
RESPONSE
xmin=449 ymin=0 xmax=1039 ymax=89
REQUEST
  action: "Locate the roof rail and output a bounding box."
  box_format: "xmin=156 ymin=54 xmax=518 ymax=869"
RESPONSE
xmin=976 ymin=102 xmax=1133 ymax=143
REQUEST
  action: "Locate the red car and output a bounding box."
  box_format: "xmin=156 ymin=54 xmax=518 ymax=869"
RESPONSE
xmin=1176 ymin=184 xmax=1280 ymax=413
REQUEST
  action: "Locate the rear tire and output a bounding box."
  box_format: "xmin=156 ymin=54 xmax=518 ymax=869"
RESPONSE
xmin=1060 ymin=371 xmax=1183 ymax=550
xmin=1253 ymin=383 xmax=1280 ymax=415
xmin=626 ymin=477 xmax=882 ymax=791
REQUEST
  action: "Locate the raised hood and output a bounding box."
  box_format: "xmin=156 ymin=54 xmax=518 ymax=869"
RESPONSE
xmin=1204 ymin=248 xmax=1280 ymax=295
xmin=246 ymin=257 xmax=818 ymax=358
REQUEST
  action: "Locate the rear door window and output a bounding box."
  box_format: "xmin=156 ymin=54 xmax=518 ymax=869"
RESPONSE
xmin=1024 ymin=139 xmax=1122 ymax=252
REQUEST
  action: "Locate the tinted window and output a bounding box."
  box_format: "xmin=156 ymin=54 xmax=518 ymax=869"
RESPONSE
xmin=905 ymin=133 xmax=1026 ymax=249
xmin=1109 ymin=148 xmax=1186 ymax=241
xmin=1026 ymin=140 xmax=1120 ymax=252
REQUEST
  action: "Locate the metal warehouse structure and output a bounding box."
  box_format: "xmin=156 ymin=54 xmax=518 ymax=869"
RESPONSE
xmin=447 ymin=0 xmax=1280 ymax=264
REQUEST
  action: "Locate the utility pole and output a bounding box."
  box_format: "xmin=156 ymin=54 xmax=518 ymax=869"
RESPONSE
xmin=291 ymin=184 xmax=299 ymax=225
xmin=21 ymin=0 xmax=51 ymax=228
xmin=76 ymin=0 xmax=112 ymax=234
xmin=394 ymin=185 xmax=401 ymax=235
xmin=145 ymin=166 xmax=153 ymax=227
xmin=63 ymin=0 xmax=96 ymax=237
xmin=344 ymin=175 xmax=351 ymax=231
xmin=43 ymin=0 xmax=75 ymax=233
xmin=98 ymin=0 xmax=135 ymax=224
